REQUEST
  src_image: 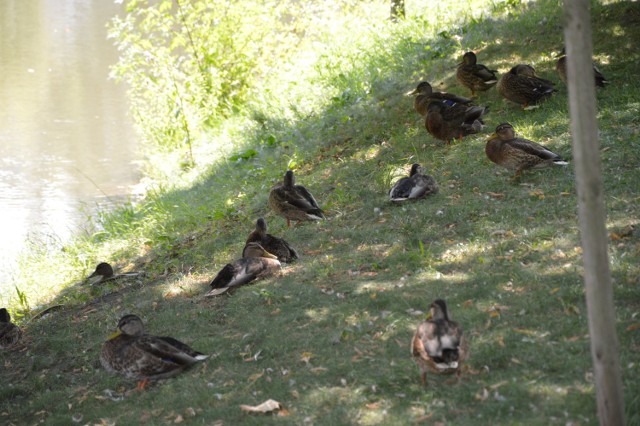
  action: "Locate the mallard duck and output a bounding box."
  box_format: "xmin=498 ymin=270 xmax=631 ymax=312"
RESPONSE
xmin=244 ymin=217 xmax=298 ymax=263
xmin=411 ymin=299 xmax=468 ymax=385
xmin=485 ymin=122 xmax=568 ymax=177
xmin=555 ymin=48 xmax=609 ymax=87
xmin=206 ymin=242 xmax=281 ymax=297
xmin=425 ymin=101 xmax=488 ymax=144
xmin=86 ymin=262 xmax=142 ymax=285
xmin=456 ymin=52 xmax=498 ymax=96
xmin=0 ymin=308 xmax=22 ymax=349
xmin=389 ymin=163 xmax=439 ymax=202
xmin=407 ymin=81 xmax=472 ymax=116
xmin=100 ymin=314 xmax=208 ymax=387
xmin=496 ymin=64 xmax=556 ymax=108
xmin=269 ymin=170 xmax=325 ymax=227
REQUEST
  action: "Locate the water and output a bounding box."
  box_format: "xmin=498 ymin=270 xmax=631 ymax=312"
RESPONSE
xmin=0 ymin=0 xmax=140 ymax=301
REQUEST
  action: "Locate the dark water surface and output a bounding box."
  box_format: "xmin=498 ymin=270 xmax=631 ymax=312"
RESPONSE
xmin=0 ymin=0 xmax=140 ymax=301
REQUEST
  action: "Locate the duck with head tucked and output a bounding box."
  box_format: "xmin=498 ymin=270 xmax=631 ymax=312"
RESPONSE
xmin=411 ymin=299 xmax=468 ymax=385
xmin=0 ymin=308 xmax=22 ymax=349
xmin=389 ymin=163 xmax=438 ymax=203
xmin=100 ymin=314 xmax=208 ymax=389
xmin=269 ymin=170 xmax=325 ymax=227
xmin=407 ymin=81 xmax=473 ymax=116
xmin=425 ymin=101 xmax=489 ymax=144
xmin=497 ymin=64 xmax=556 ymax=109
xmin=485 ymin=123 xmax=568 ymax=177
xmin=456 ymin=51 xmax=499 ymax=97
xmin=206 ymin=242 xmax=281 ymax=297
xmin=555 ymin=48 xmax=609 ymax=88
xmin=244 ymin=217 xmax=298 ymax=263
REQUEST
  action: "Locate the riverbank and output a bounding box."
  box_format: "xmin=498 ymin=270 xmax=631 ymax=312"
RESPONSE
xmin=2 ymin=0 xmax=639 ymax=424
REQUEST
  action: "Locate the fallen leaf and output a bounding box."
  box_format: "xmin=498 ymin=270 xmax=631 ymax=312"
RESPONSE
xmin=486 ymin=192 xmax=505 ymax=199
xmin=626 ymin=324 xmax=640 ymax=332
xmin=239 ymin=399 xmax=281 ymax=414
xmin=475 ymin=388 xmax=489 ymax=401
xmin=300 ymin=352 xmax=314 ymax=364
xmin=277 ymin=409 xmax=290 ymax=417
xmin=497 ymin=336 xmax=505 ymax=347
xmin=529 ymin=189 xmax=545 ymax=199
xmin=549 ymin=287 xmax=560 ymax=295
xmin=463 ymin=299 xmax=474 ymax=308
xmin=365 ymin=402 xmax=381 ymax=410
xmin=248 ymin=371 xmax=264 ymax=383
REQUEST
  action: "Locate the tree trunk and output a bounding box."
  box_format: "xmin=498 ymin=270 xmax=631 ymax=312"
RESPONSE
xmin=390 ymin=0 xmax=405 ymax=22
xmin=562 ymin=1 xmax=626 ymax=425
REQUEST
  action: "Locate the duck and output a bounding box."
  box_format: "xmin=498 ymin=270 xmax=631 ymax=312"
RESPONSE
xmin=407 ymin=81 xmax=473 ymax=116
xmin=456 ymin=52 xmax=499 ymax=97
xmin=496 ymin=64 xmax=556 ymax=108
xmin=269 ymin=170 xmax=325 ymax=227
xmin=411 ymin=299 xmax=468 ymax=385
xmin=0 ymin=308 xmax=22 ymax=349
xmin=555 ymin=48 xmax=609 ymax=87
xmin=485 ymin=122 xmax=568 ymax=177
xmin=206 ymin=242 xmax=281 ymax=297
xmin=425 ymin=100 xmax=488 ymax=144
xmin=100 ymin=314 xmax=208 ymax=388
xmin=86 ymin=262 xmax=142 ymax=285
xmin=244 ymin=217 xmax=298 ymax=263
xmin=389 ymin=163 xmax=439 ymax=202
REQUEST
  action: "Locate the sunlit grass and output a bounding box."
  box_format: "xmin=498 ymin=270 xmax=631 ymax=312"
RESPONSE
xmin=2 ymin=0 xmax=640 ymax=424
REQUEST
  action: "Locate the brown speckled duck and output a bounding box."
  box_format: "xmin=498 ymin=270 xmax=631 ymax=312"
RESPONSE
xmin=100 ymin=314 xmax=208 ymax=388
xmin=389 ymin=163 xmax=438 ymax=202
xmin=497 ymin=64 xmax=556 ymax=109
xmin=206 ymin=242 xmax=281 ymax=297
xmin=407 ymin=81 xmax=473 ymax=116
xmin=412 ymin=299 xmax=468 ymax=385
xmin=456 ymin=52 xmax=498 ymax=96
xmin=269 ymin=170 xmax=325 ymax=227
xmin=485 ymin=123 xmax=568 ymax=177
xmin=86 ymin=262 xmax=142 ymax=285
xmin=425 ymin=101 xmax=488 ymax=144
xmin=244 ymin=217 xmax=298 ymax=263
xmin=555 ymin=48 xmax=609 ymax=87
xmin=0 ymin=308 xmax=21 ymax=349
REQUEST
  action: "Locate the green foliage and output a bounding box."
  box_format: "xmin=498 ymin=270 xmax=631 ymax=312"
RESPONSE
xmin=4 ymin=0 xmax=640 ymax=425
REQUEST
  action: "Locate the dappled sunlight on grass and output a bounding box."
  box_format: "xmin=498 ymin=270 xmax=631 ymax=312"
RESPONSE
xmin=3 ymin=0 xmax=640 ymax=424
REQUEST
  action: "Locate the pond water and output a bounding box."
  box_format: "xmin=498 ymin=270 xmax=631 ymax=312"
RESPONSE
xmin=0 ymin=0 xmax=140 ymax=302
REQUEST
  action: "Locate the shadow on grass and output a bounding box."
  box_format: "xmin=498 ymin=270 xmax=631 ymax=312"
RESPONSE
xmin=3 ymin=0 xmax=640 ymax=424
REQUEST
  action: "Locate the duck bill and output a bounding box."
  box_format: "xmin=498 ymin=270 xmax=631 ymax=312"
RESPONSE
xmin=488 ymin=132 xmax=497 ymax=140
xmin=405 ymin=88 xmax=419 ymax=96
xmin=262 ymin=250 xmax=278 ymax=260
xmin=107 ymin=329 xmax=122 ymax=340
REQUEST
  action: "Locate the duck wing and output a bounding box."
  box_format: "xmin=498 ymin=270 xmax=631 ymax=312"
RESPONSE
xmin=473 ymin=64 xmax=498 ymax=82
xmin=389 ymin=176 xmax=413 ymax=201
xmin=507 ymin=138 xmax=563 ymax=161
xmin=293 ymin=185 xmax=325 ymax=217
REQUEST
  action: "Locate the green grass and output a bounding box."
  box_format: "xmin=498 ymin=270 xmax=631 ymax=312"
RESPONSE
xmin=2 ymin=0 xmax=640 ymax=424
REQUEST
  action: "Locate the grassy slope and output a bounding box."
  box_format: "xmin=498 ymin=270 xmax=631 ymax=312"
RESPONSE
xmin=2 ymin=0 xmax=640 ymax=424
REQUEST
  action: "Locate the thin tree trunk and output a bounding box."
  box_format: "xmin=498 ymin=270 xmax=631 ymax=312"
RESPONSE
xmin=562 ymin=1 xmax=625 ymax=425
xmin=390 ymin=0 xmax=405 ymax=22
